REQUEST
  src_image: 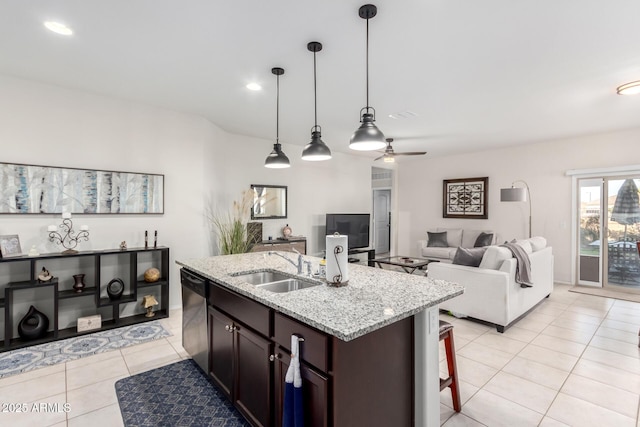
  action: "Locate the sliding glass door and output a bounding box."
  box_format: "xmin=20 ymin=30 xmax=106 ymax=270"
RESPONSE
xmin=577 ymin=176 xmax=640 ymax=289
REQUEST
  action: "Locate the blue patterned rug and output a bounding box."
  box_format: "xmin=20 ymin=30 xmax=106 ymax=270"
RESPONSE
xmin=0 ymin=321 xmax=171 ymax=378
xmin=115 ymin=359 xmax=249 ymax=427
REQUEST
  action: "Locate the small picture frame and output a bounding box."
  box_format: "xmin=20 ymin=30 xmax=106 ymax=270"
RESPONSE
xmin=0 ymin=235 xmax=22 ymax=258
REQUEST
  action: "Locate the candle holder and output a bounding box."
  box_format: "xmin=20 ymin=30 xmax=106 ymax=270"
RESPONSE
xmin=48 ymin=215 xmax=90 ymax=254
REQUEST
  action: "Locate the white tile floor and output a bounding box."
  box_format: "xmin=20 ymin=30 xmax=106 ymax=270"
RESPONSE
xmin=1 ymin=284 xmax=639 ymax=426
xmin=0 ymin=309 xmax=186 ymax=427
xmin=439 ymin=284 xmax=640 ymax=427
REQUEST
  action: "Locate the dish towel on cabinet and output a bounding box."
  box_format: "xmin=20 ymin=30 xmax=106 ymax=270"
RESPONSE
xmin=283 ymin=335 xmax=303 ymax=427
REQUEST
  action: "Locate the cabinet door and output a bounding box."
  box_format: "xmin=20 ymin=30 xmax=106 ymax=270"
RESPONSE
xmin=235 ymin=325 xmax=273 ymax=427
xmin=274 ymin=349 xmax=328 ymax=427
xmin=208 ymin=307 xmax=234 ymax=398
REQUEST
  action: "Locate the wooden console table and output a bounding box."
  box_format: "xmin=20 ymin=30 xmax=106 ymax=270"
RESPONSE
xmin=250 ymin=237 xmax=306 ymax=255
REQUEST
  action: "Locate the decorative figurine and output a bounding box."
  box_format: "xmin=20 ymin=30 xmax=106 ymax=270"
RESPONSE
xmin=120 ymin=241 xmax=127 ymax=250
xmin=38 ymin=267 xmax=53 ymax=283
xmin=282 ymin=224 xmax=292 ymax=239
xmin=144 ymin=267 xmax=160 ymax=283
xmin=144 ymin=230 xmax=148 ymax=249
xmin=28 ymin=245 xmax=40 ymax=257
xmin=142 ymin=295 xmax=159 ymax=318
xmin=153 ymin=230 xmax=158 ymax=248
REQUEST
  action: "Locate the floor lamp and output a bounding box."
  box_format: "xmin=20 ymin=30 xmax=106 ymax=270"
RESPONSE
xmin=500 ymin=180 xmax=532 ymax=238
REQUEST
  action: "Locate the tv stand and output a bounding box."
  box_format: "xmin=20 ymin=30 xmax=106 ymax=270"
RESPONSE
xmin=348 ymin=248 xmax=375 ymax=267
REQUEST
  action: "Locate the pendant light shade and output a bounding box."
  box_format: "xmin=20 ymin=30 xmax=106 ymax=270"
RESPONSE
xmin=265 ymin=67 xmax=291 ymax=169
xmin=302 ymin=41 xmax=332 ymax=161
xmin=350 ymin=4 xmax=386 ymax=151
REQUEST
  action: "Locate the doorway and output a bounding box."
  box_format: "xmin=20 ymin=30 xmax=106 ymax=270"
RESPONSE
xmin=373 ymin=189 xmax=391 ymax=254
xmin=577 ymin=175 xmax=640 ymax=289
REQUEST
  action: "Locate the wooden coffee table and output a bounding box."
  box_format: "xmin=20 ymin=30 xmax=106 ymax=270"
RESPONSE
xmin=373 ymin=256 xmax=438 ymax=274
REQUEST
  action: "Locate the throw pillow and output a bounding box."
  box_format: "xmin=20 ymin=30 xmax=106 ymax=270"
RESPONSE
xmin=478 ymin=246 xmax=513 ymax=269
xmin=529 ymin=236 xmax=547 ymax=252
xmin=513 ymin=239 xmax=533 ymax=254
xmin=452 ymin=247 xmax=487 ymax=267
xmin=427 ymin=231 xmax=448 ymax=247
xmin=474 ymin=232 xmax=494 ymax=247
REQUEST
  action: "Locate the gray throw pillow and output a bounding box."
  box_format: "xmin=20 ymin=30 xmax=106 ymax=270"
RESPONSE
xmin=427 ymin=231 xmax=448 ymax=247
xmin=452 ymin=247 xmax=487 ymax=267
xmin=474 ymin=232 xmax=494 ymax=247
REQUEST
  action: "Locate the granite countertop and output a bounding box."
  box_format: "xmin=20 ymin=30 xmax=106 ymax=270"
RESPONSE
xmin=176 ymin=252 xmax=463 ymax=342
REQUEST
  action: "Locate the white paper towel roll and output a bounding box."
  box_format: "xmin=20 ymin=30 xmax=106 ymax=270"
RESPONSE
xmin=326 ymin=234 xmax=348 ymax=284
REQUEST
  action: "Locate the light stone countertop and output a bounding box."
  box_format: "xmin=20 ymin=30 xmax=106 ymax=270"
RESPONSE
xmin=176 ymin=252 xmax=464 ymax=342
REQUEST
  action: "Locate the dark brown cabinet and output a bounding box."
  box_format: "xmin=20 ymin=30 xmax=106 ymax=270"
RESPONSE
xmin=274 ymin=350 xmax=328 ymax=427
xmin=204 ymin=278 xmax=413 ymax=427
xmin=208 ymin=305 xmax=273 ymax=427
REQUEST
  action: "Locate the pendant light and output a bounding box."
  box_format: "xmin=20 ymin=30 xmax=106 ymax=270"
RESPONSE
xmin=265 ymin=67 xmax=291 ymax=168
xmin=350 ymin=4 xmax=386 ymax=151
xmin=302 ymin=42 xmax=332 ymax=161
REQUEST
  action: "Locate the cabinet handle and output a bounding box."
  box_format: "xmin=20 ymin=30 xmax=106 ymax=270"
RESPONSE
xmin=269 ymin=353 xmax=281 ymax=362
xmin=225 ymin=324 xmax=237 ymax=333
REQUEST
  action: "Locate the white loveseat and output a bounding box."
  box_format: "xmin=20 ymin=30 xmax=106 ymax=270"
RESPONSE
xmin=427 ymin=237 xmax=554 ymax=332
xmin=417 ymin=228 xmax=500 ymax=263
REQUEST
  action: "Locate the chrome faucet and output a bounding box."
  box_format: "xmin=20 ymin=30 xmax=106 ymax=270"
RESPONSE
xmin=268 ymin=249 xmax=304 ymax=275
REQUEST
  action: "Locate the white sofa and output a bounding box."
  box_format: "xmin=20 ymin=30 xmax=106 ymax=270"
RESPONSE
xmin=417 ymin=228 xmax=500 ymax=263
xmin=427 ymin=238 xmax=554 ymax=332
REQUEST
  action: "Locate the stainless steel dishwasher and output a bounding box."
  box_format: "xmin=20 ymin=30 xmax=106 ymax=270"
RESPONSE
xmin=181 ymin=268 xmax=209 ymax=373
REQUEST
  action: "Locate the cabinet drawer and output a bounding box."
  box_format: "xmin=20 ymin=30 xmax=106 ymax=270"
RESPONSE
xmin=274 ymin=312 xmax=328 ymax=372
xmin=210 ymin=283 xmax=271 ymax=337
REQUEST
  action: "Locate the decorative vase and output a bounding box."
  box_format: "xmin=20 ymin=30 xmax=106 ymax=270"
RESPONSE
xmin=72 ymin=274 xmax=86 ymax=293
xmin=18 ymin=305 xmax=49 ymax=341
xmin=107 ymin=278 xmax=125 ymax=300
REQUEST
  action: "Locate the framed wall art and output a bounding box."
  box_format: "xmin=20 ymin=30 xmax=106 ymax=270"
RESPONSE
xmin=0 ymin=235 xmax=23 ymax=258
xmin=443 ymin=177 xmax=488 ymax=219
xmin=0 ymin=162 xmax=164 ymax=214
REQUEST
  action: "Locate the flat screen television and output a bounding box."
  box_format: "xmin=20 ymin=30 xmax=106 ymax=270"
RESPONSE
xmin=325 ymin=213 xmax=371 ymax=250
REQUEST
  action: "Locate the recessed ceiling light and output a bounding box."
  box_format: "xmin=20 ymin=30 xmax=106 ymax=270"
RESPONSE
xmin=44 ymin=21 xmax=73 ymax=36
xmin=246 ymin=83 xmax=262 ymax=91
xmin=616 ymin=80 xmax=640 ymax=95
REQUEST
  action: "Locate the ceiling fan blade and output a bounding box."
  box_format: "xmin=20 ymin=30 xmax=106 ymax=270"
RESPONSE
xmin=373 ymin=154 xmax=385 ymax=161
xmin=393 ymin=151 xmax=427 ymax=156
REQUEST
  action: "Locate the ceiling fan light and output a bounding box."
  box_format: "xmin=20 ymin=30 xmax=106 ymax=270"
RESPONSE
xmin=383 ymin=154 xmax=395 ymax=163
xmin=265 ymin=143 xmax=290 ymax=168
xmin=617 ymin=80 xmax=640 ymax=95
xmin=350 ymin=112 xmax=387 ymax=151
xmin=302 ymin=131 xmax=332 ymax=161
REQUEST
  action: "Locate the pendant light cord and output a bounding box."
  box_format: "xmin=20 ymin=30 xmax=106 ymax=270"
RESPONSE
xmin=314 ymin=49 xmax=318 ymax=128
xmin=276 ymin=73 xmax=280 ymax=143
xmin=366 ymin=16 xmax=370 ymax=112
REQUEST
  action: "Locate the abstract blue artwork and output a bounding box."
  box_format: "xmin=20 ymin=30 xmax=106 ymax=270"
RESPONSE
xmin=0 ymin=162 xmax=164 ymax=214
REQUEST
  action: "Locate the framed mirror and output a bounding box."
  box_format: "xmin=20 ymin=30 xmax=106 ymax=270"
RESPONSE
xmin=251 ymin=184 xmax=287 ymax=219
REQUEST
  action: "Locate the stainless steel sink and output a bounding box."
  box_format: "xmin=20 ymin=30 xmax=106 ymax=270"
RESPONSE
xmin=256 ymin=278 xmax=320 ymax=293
xmin=233 ymin=270 xmax=291 ymax=285
xmin=232 ymin=270 xmax=321 ymax=292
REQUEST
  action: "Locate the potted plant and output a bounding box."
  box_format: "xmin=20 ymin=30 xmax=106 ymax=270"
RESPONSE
xmin=209 ymin=190 xmax=260 ymax=255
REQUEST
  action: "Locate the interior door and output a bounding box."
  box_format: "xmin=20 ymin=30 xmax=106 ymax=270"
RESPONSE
xmin=373 ymin=189 xmax=391 ymax=254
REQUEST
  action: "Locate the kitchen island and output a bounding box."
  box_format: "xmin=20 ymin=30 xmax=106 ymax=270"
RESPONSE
xmin=177 ymin=252 xmax=463 ymax=427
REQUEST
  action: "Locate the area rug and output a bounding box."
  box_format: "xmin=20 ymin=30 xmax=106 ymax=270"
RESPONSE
xmin=569 ymin=285 xmax=640 ymax=303
xmin=0 ymin=320 xmax=171 ymax=379
xmin=115 ymin=359 xmax=249 ymax=427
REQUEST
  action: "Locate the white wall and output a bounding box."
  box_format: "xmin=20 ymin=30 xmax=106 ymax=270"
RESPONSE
xmin=0 ymin=74 xmax=373 ymax=317
xmin=396 ymin=128 xmax=640 ymax=284
xmin=204 ymin=131 xmax=373 ymax=256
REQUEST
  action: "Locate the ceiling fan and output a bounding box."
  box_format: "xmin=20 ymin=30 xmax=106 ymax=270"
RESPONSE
xmin=374 ymin=138 xmax=427 ymax=162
